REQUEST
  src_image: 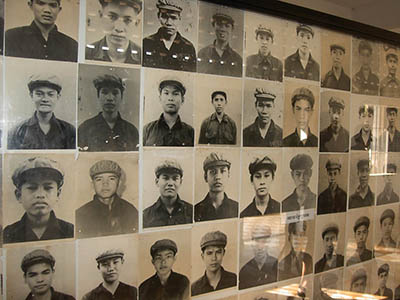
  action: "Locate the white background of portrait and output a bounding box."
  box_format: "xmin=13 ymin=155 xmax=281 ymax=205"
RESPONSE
xmin=6 ymin=241 xmax=75 ymax=299
xmin=318 ymin=153 xmax=349 ymax=197
xmin=352 ymin=37 xmax=381 ymax=82
xmin=77 ymin=234 xmax=138 ymax=299
xmin=319 ymin=90 xmax=350 ymax=135
xmin=313 ymin=268 xmax=344 ymax=300
xmin=344 ymin=261 xmax=372 ymax=293
xmin=373 ymin=203 xmax=400 ymax=255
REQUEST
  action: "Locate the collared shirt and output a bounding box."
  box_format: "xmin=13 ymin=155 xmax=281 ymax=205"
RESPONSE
xmin=282 ymin=188 xmax=316 ymax=213
xmin=245 ymin=52 xmax=283 ymax=81
xmin=143 ymin=29 xmax=196 ymax=72
xmin=26 ymin=287 xmax=75 ymax=300
xmin=314 ymin=254 xmax=344 ymax=273
xmin=5 ymin=21 xmax=78 ymax=62
xmin=379 ymin=128 xmax=400 ymax=152
xmin=143 ymin=196 xmax=193 ymax=228
xmin=198 ymin=112 xmax=237 ymax=145
xmin=143 ymin=114 xmax=194 ymax=147
xmin=352 ymin=67 xmax=380 ymax=95
xmin=194 ymin=193 xmax=238 ymax=222
xmin=139 ymin=271 xmax=190 ymax=300
xmin=377 ymin=189 xmax=400 ymax=205
xmin=320 ymin=125 xmax=349 ymax=152
xmin=243 ymin=118 xmax=282 ymax=147
xmin=351 ymin=129 xmax=374 ymax=151
xmin=278 ymin=250 xmax=313 ymax=281
xmin=284 ymin=50 xmax=320 ymax=81
xmin=349 ymin=186 xmax=374 ymax=209
xmin=239 ymin=256 xmax=278 ymax=290
xmin=283 ymin=129 xmax=318 ymax=147
xmin=83 ymin=282 xmax=137 ymax=300
xmin=76 ymin=194 xmax=138 ymax=239
xmin=374 ymin=287 xmax=393 ymax=300
xmin=321 ymin=68 xmax=351 ymax=91
xmin=240 ymin=197 xmax=280 ymax=218
xmin=3 ymin=211 xmax=73 ymax=244
xmin=86 ymin=36 xmax=141 ymax=64
xmin=78 ymin=112 xmax=139 ymax=152
xmin=191 ymin=267 xmax=237 ymax=296
xmin=317 ymin=186 xmax=347 ymax=214
xmin=380 ymin=74 xmax=400 ymax=98
xmin=197 ymin=41 xmax=243 ymax=77
xmin=346 ymin=248 xmax=373 ymax=266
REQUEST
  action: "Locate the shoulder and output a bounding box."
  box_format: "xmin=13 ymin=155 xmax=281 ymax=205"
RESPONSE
xmin=225 ymin=197 xmax=238 ymax=207
xmin=56 ymin=30 xmax=78 ymax=45
xmin=52 ymin=290 xmax=75 ymax=300
xmin=119 ymin=198 xmax=138 ymax=211
xmin=139 ymin=274 xmax=156 ymax=290
xmin=178 ymin=34 xmax=196 ymax=48
xmin=223 ymin=269 xmax=237 ymax=280
xmin=143 ymin=120 xmax=158 ymax=132
xmin=55 ymin=118 xmax=76 ymax=131
xmin=78 ymin=116 xmax=98 ymax=130
xmin=172 ymin=271 xmax=190 ymax=284
xmin=5 ymin=26 xmax=30 ymax=37
xmin=246 ymin=54 xmax=258 ymax=64
xmin=3 ymin=219 xmax=24 ymax=241
xmin=119 ymin=281 xmax=137 ymax=294
xmin=181 ymin=121 xmax=194 ymax=131
xmin=143 ymin=32 xmax=159 ymax=43
xmin=180 ymin=199 xmax=194 ymax=209
xmin=56 ymin=218 xmax=74 ymax=235
xmin=76 ymin=200 xmax=96 ymax=214
xmin=198 ymin=44 xmax=213 ymax=56
xmin=285 ymin=52 xmax=297 ymax=62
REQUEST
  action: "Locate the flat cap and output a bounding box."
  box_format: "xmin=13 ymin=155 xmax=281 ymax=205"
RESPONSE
xmin=296 ymin=24 xmax=314 ymax=37
xmin=328 ymin=96 xmax=345 ymax=110
xmin=255 ymin=25 xmax=274 ymax=39
xmin=21 ymin=249 xmax=55 ymax=273
xmin=99 ymin=0 xmax=142 ymax=13
xmin=200 ymin=231 xmax=227 ymax=250
xmin=96 ymin=249 xmax=124 ymax=263
xmin=155 ymin=159 xmax=183 ymax=177
xmin=351 ymin=268 xmax=367 ymax=285
xmin=254 ymin=88 xmax=276 ymax=102
xmin=386 ymin=163 xmax=397 ymax=173
xmin=321 ymin=223 xmax=339 ymax=239
xmin=159 ymin=79 xmax=186 ymax=96
xmin=212 ymin=13 xmax=234 ymax=26
xmin=291 ymin=87 xmax=315 ymax=108
xmin=330 ymin=44 xmax=345 ymax=53
xmin=90 ymin=160 xmax=122 ymax=179
xmin=290 ymin=154 xmax=313 ymax=171
xmin=380 ymin=208 xmax=395 ymax=224
xmin=357 ymin=159 xmax=370 ymax=171
xmin=93 ymin=74 xmax=126 ymax=92
xmin=28 ymin=74 xmax=62 ymax=93
xmin=377 ymin=263 xmax=390 ymax=275
xmin=320 ymin=272 xmax=338 ymax=288
xmin=249 ymin=156 xmax=277 ymax=175
xmin=156 ymin=0 xmax=182 ymax=13
xmin=325 ymin=158 xmax=341 ymax=170
xmin=358 ymin=40 xmax=372 ymax=53
xmin=203 ymin=152 xmax=231 ymax=172
xmin=12 ymin=157 xmax=64 ymax=188
xmin=251 ymin=225 xmax=272 ymax=240
xmin=385 ymin=47 xmax=398 ymax=60
xmin=151 ymin=239 xmax=177 ymax=257
xmin=353 ymin=216 xmax=370 ymax=232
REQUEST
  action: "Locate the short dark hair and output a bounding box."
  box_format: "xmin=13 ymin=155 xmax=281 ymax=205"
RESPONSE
xmin=211 ymin=91 xmax=227 ymax=102
xmin=358 ymin=40 xmax=372 ymax=54
xmin=288 ymin=221 xmax=307 ymax=236
xmin=386 ymin=107 xmax=398 ymax=114
xmin=358 ymin=105 xmax=374 ymax=116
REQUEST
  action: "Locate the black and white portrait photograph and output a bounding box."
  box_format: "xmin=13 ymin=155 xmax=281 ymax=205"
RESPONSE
xmin=6 ymin=241 xmax=76 ymax=300
xmin=194 ymin=148 xmax=240 ymax=222
xmin=344 ymin=262 xmax=372 ymax=294
xmin=376 ymin=155 xmax=400 ymax=205
xmin=371 ymin=259 xmax=398 ymax=299
xmin=85 ymin=0 xmax=143 ymax=65
xmin=373 ymin=204 xmax=399 ymax=257
xmin=78 ymin=63 xmax=140 ymax=152
xmin=75 ymin=153 xmax=139 ymax=239
xmin=313 ymin=269 xmax=343 ymax=300
xmin=142 ymin=0 xmax=198 ymax=72
xmin=138 ymin=228 xmax=191 ymax=300
xmin=195 ymin=74 xmax=242 ymax=146
xmin=197 ymin=2 xmax=244 ymax=77
xmin=143 ymin=68 xmax=194 ymax=147
xmin=5 ymin=58 xmax=77 ymax=150
xmin=376 ymin=104 xmax=400 ymax=152
xmin=242 ymin=79 xmax=283 ymax=147
xmin=380 ymin=45 xmax=400 ymax=98
xmin=191 ymin=220 xmax=238 ymax=297
xmin=3 ymin=153 xmax=75 ymax=244
xmin=142 ymin=148 xmax=193 ymax=229
xmin=4 ymin=0 xmax=79 ymax=62
xmin=77 ymin=234 xmax=138 ymax=300
xmin=244 ymin=11 xmax=284 ymax=82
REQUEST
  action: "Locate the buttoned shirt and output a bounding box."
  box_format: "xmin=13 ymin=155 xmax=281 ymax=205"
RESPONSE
xmin=197 ymin=41 xmax=243 ymax=77
xmin=239 ymin=256 xmax=278 ymax=290
xmin=284 ymin=50 xmax=320 ymax=81
xmin=143 ymin=114 xmax=194 ymax=147
xmin=194 ymin=193 xmax=238 ymax=222
xmin=26 ymin=287 xmax=75 ymax=300
xmin=3 ymin=211 xmax=74 ymax=244
xmin=320 ymin=125 xmax=349 ymax=152
xmin=191 ymin=267 xmax=237 ymax=296
xmin=86 ymin=36 xmax=141 ymax=64
xmin=198 ymin=113 xmax=237 ymax=145
xmin=346 ymin=248 xmax=373 ymax=266
xmin=283 ymin=129 xmax=318 ymax=147
xmin=78 ymin=112 xmax=139 ymax=151
xmin=352 ymin=67 xmax=380 ymax=95
xmin=321 ymin=68 xmax=351 ymax=91
xmin=380 ymin=74 xmax=400 ymax=98
xmin=243 ymin=118 xmax=282 ymax=147
xmin=314 ymin=254 xmax=344 ymax=273
xmin=351 ymin=129 xmax=374 ymax=151
xmin=375 ymin=288 xmax=393 ymax=300
xmin=139 ymin=271 xmax=189 ymax=300
xmin=317 ymin=186 xmax=347 ymax=214
xmin=240 ymin=197 xmax=280 ymax=218
xmin=349 ymin=186 xmax=374 ymax=209
xmin=83 ymin=282 xmax=137 ymax=300
xmin=76 ymin=194 xmax=138 ymax=239
xmin=7 ymin=112 xmax=76 ymax=150
xmin=245 ymin=52 xmax=283 ymax=81
xmin=5 ymin=21 xmax=78 ymax=62
xmin=142 ymin=196 xmax=193 ymax=228
xmin=377 ymin=189 xmax=399 ymax=205
xmin=278 ymin=250 xmax=313 ymax=281
xmin=282 ymin=188 xmax=316 ymax=212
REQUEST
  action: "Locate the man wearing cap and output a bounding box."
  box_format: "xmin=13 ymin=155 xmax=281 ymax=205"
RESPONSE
xmin=284 ymin=24 xmax=319 ymax=81
xmin=3 ymin=157 xmax=74 ymax=244
xmin=374 ymin=264 xmax=393 ymax=299
xmin=351 ymin=105 xmax=375 ymax=151
xmin=21 ymin=249 xmax=75 ymax=300
xmin=315 ymin=224 xmax=344 ymax=273
xmin=350 ymin=268 xmax=367 ymax=293
xmin=352 ymin=40 xmax=379 ymax=95
xmin=239 ymin=225 xmax=277 ymax=289
xmin=143 ymin=159 xmax=192 ymax=228
xmin=346 ymin=216 xmax=373 ymax=266
xmin=194 ymin=152 xmax=238 ymax=222
xmin=243 ymin=88 xmax=282 ymax=147
xmin=7 ymin=74 xmax=76 ymax=150
xmin=240 ymin=156 xmax=280 ymax=217
xmin=317 ymin=159 xmax=347 ymax=214
xmin=191 ymin=231 xmax=237 ymax=296
xmin=139 ymin=239 xmax=189 ymax=300
xmin=78 ymin=74 xmax=139 ymax=152
xmin=83 ymin=249 xmax=137 ymax=300
xmin=278 ymin=221 xmax=313 ymax=281
xmin=5 ymin=0 xmax=78 ymax=62
xmin=321 ymin=44 xmax=350 ymax=91
xmin=379 ymin=107 xmax=400 ymax=152
xmin=197 ymin=12 xmax=242 ymax=77
xmin=75 ymin=160 xmax=138 ymax=238
xmin=319 ymin=96 xmax=349 ymax=152
xmin=377 ymin=163 xmax=399 ymax=205
xmin=86 ymin=0 xmax=142 ymax=64
xmin=283 ymin=87 xmax=318 ymax=147
xmin=349 ymin=159 xmax=375 ymax=209
xmin=380 ymin=46 xmax=400 ymax=98
xmin=143 ymin=79 xmax=194 ymax=146
xmin=375 ymin=209 xmax=396 ymax=256
xmin=245 ymin=25 xmax=283 ymax=81
xmin=282 ymin=154 xmax=316 ymax=212
xmin=315 ymin=272 xmax=339 ymax=300
xmin=143 ymin=0 xmax=196 ymax=71
xmin=198 ymin=91 xmax=237 ymax=145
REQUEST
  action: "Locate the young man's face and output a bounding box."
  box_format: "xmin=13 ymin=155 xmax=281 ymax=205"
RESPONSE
xmin=378 ymin=272 xmax=388 ymax=288
xmin=331 ymin=48 xmax=344 ymax=68
xmin=252 ymin=169 xmax=273 ymax=197
xmin=387 ymin=110 xmax=397 ymax=127
xmin=24 ymin=262 xmax=54 ymax=296
xmin=205 ymin=166 xmax=229 ymax=193
xmin=387 ymin=56 xmax=398 ymax=76
xmin=156 ymin=172 xmax=182 ymax=201
xmin=31 ymin=86 xmax=60 ymax=114
xmin=329 ymin=107 xmax=343 ymax=131
xmin=327 ymin=168 xmax=340 ymax=187
xmin=360 ymin=49 xmax=372 ymax=68
xmin=214 ymin=20 xmax=233 ymax=44
xmin=351 ymin=278 xmax=366 ymax=293
xmin=360 ymin=111 xmax=373 ymax=133
xmin=98 ymin=257 xmax=123 ymax=284
xmin=256 ymin=100 xmax=274 ymax=125
xmin=323 ymin=231 xmax=337 ymax=257
xmin=296 ymin=30 xmax=312 ymax=53
xmin=201 ymin=246 xmax=224 ymax=273
xmin=251 ymin=237 xmax=270 ymax=261
xmin=357 ymin=165 xmax=370 ymax=188
xmin=98 ymin=87 xmax=123 ymax=115
xmin=92 ymin=173 xmax=119 ymax=199
xmin=381 ymin=217 xmax=394 ymax=238
xmin=152 ymin=249 xmax=176 ymax=277
xmin=257 ymin=32 xmax=273 ymax=56
xmin=212 ymin=94 xmax=226 ymax=114
xmin=293 ymin=99 xmax=313 ymax=131
xmin=158 ymin=10 xmax=181 ymax=37
xmin=355 ymin=225 xmax=368 ymax=248
xmin=291 ymin=168 xmax=311 ymax=192
xmin=159 ymin=85 xmax=183 ymax=115
xmin=29 ymin=0 xmax=61 ymax=26
xmin=383 ymin=167 xmax=395 ymax=186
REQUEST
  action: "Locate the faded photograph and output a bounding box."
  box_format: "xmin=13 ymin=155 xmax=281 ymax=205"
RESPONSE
xmin=372 ymin=260 xmax=398 ymax=299
xmin=376 ymin=160 xmax=400 ymax=205
xmin=374 ymin=205 xmax=399 ymax=257
xmin=240 ymin=290 xmax=278 ymax=300
xmin=313 ymin=269 xmax=343 ymax=300
xmin=380 ymin=45 xmax=400 ymax=98
xmin=344 ymin=263 xmax=372 ymax=294
xmin=350 ymin=103 xmax=379 ymax=151
xmin=377 ymin=106 xmax=400 ymax=152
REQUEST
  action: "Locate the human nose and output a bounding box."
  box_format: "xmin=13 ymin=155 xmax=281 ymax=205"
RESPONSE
xmin=113 ymin=18 xmax=125 ymax=32
xmin=34 ymin=186 xmax=46 ymax=198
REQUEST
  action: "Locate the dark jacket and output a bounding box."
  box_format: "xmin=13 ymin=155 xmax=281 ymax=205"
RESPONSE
xmin=198 ymin=113 xmax=237 ymax=145
xmin=352 ymin=67 xmax=379 ymax=95
xmin=194 ymin=193 xmax=238 ymax=222
xmin=139 ymin=271 xmax=189 ymax=300
xmin=283 ymin=129 xmax=318 ymax=147
xmin=246 ymin=52 xmax=283 ymax=81
xmin=349 ymin=186 xmax=374 ymax=209
xmin=26 ymin=287 xmax=75 ymax=300
xmin=278 ymin=250 xmax=313 ymax=281
xmin=239 ymin=256 xmax=277 ymax=289
xmin=314 ymin=254 xmax=344 ymax=273
xmin=321 ymin=68 xmax=351 ymax=91
xmin=191 ymin=267 xmax=236 ymax=296
xmin=346 ymin=248 xmax=373 ymax=266
xmin=319 ymin=125 xmax=349 ymax=152
xmin=82 ymin=282 xmax=137 ymax=300
xmin=351 ymin=129 xmax=373 ymax=151
xmin=282 ymin=188 xmax=316 ymax=212
xmin=374 ymin=288 xmax=393 ymax=300
xmin=243 ymin=118 xmax=282 ymax=147
xmin=284 ymin=50 xmax=319 ymax=81
xmin=317 ymin=186 xmax=347 ymax=214
xmin=240 ymin=197 xmax=280 ymax=218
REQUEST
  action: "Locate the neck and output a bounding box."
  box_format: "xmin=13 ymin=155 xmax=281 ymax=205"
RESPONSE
xmin=106 ymin=36 xmax=129 ymax=54
xmin=357 ymin=244 xmax=366 ymax=252
xmin=34 ymin=20 xmax=55 ymax=40
xmin=158 ymin=271 xmax=172 ymax=285
xmin=102 ymin=111 xmax=118 ymax=122
xmin=258 ymin=119 xmax=271 ymax=130
xmin=298 ymin=49 xmax=310 ymax=60
xmin=209 ymin=191 xmax=224 ymax=206
xmin=206 ymin=267 xmax=221 ymax=281
xmin=27 ymin=213 xmax=51 ymax=228
xmin=163 ymin=32 xmax=177 ymax=42
xmin=161 ymin=196 xmax=177 ymax=209
xmin=163 ymin=113 xmax=178 ymax=128
xmin=36 ymin=111 xmax=53 ymax=123
xmin=255 ymin=194 xmax=269 ymax=205
xmin=359 ymin=184 xmax=368 ymax=192
xmin=102 ymin=280 xmax=119 ymax=294
xmin=215 ymin=39 xmax=228 ymax=51
xmin=98 ymin=194 xmax=115 ymax=207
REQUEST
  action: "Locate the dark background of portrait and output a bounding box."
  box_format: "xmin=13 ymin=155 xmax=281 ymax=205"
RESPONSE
xmin=318 ymin=153 xmax=349 ymax=198
xmin=319 ymin=90 xmax=350 ymax=134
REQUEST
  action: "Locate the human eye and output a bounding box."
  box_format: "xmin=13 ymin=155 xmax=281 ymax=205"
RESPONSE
xmin=42 ymin=269 xmax=51 ymax=274
xmin=44 ymin=184 xmax=54 ymax=191
xmin=49 ymin=2 xmax=59 ymax=8
xmin=254 ymin=173 xmax=261 ymax=179
xmin=108 ymin=13 xmax=118 ymax=21
xmin=27 ymin=272 xmax=37 ymax=278
xmin=123 ymin=17 xmax=133 ymax=25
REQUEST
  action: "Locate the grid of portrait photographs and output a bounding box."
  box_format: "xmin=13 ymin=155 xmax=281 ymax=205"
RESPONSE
xmin=0 ymin=0 xmax=399 ymax=299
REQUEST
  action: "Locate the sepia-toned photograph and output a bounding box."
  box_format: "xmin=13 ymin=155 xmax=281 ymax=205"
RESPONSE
xmin=78 ymin=63 xmax=140 ymax=152
xmin=313 ymin=269 xmax=344 ymax=300
xmin=344 ymin=262 xmax=372 ymax=294
xmin=376 ymin=104 xmax=400 ymax=152
xmin=371 ymin=259 xmax=399 ymax=298
xmin=375 ymin=154 xmax=400 ymax=205
xmin=379 ymin=45 xmax=400 ymax=98
xmin=373 ymin=203 xmax=399 ymax=257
